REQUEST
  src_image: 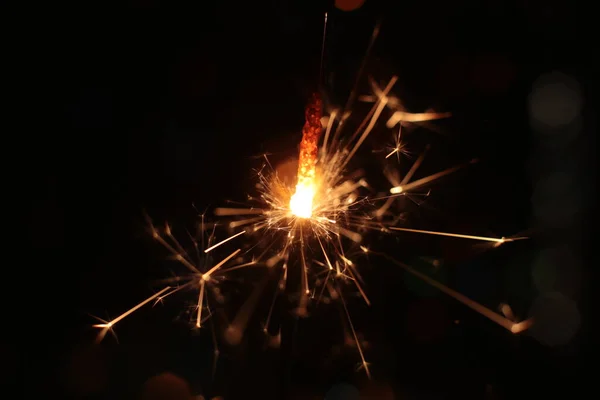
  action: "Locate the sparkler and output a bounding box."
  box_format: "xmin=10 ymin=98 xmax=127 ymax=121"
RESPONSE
xmin=93 ymin=13 xmax=532 ymax=383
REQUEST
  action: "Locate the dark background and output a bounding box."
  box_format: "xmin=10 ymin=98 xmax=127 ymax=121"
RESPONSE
xmin=20 ymin=0 xmax=591 ymax=399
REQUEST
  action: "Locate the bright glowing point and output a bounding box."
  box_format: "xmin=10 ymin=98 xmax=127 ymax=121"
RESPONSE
xmin=93 ymin=13 xmax=533 ymax=384
xmin=290 ymin=182 xmax=316 ymax=218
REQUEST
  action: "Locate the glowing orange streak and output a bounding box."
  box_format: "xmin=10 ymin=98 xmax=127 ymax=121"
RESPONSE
xmin=290 ymin=93 xmax=323 ymax=218
xmin=93 ymin=286 xmax=173 ymax=342
xmin=296 ymin=92 xmax=323 ymax=186
xmin=390 ymin=227 xmax=512 ymax=243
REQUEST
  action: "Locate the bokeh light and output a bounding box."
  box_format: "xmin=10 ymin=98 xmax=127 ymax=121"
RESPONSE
xmin=529 ymin=71 xmax=582 ymax=132
xmin=528 ymin=291 xmax=580 ymax=347
xmin=141 ymin=372 xmax=193 ymax=400
xmin=334 ymin=0 xmax=366 ymax=12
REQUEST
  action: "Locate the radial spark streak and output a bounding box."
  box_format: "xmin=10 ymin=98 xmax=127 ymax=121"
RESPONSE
xmin=95 ymin=60 xmax=531 ymax=383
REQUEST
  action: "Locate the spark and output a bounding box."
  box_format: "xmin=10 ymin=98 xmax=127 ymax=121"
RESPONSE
xmin=390 ymin=227 xmax=528 ymax=245
xmin=210 ymin=73 xmax=529 ymax=378
xmin=204 ymin=230 xmax=245 ymax=253
xmin=94 ymin=15 xmax=531 ymax=385
xmin=384 ymin=125 xmax=409 ymax=161
xmin=93 ymin=216 xmax=243 ymax=376
xmin=390 ymin=159 xmax=478 ymax=195
xmin=92 ymin=287 xmax=172 ymax=343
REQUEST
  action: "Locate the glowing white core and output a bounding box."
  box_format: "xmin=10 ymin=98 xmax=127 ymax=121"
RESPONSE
xmin=289 ymin=183 xmax=315 ymax=219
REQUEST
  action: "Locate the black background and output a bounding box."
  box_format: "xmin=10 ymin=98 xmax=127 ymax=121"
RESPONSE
xmin=20 ymin=0 xmax=592 ymax=399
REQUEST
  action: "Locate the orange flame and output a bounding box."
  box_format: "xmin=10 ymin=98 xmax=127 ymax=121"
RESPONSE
xmin=290 ymin=93 xmax=323 ymax=218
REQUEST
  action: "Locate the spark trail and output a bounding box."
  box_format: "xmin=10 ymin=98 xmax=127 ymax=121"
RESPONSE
xmin=93 ymin=16 xmax=531 ymax=383
xmin=209 ymin=74 xmax=530 ymax=377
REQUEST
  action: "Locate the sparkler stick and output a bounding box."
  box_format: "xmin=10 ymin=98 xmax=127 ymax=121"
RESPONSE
xmin=289 ymin=92 xmax=323 ymax=219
